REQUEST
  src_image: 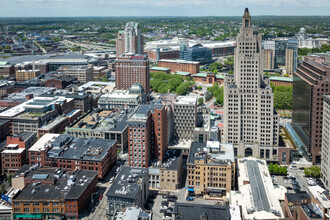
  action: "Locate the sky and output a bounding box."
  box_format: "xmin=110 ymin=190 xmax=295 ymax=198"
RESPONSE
xmin=0 ymin=0 xmax=330 ymax=17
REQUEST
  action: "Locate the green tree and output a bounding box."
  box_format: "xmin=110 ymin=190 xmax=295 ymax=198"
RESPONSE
xmin=264 ymin=72 xmax=270 ymax=78
xmin=7 ymin=174 xmax=12 ymax=185
xmin=0 ymin=46 xmax=3 ymax=52
xmin=273 ymin=164 xmax=280 ymax=174
xmin=215 ymin=86 xmax=224 ymax=106
xmin=228 ymin=70 xmax=234 ymax=75
xmin=197 ymin=86 xmax=202 ymax=90
xmin=0 ymin=183 xmax=5 ymax=194
xmin=198 ymin=97 xmax=204 ymax=106
xmin=205 ymin=92 xmax=212 ymax=102
xmin=304 ymin=166 xmax=320 ymax=177
xmin=268 ymin=163 xmax=274 ymax=174
xmin=4 ymin=45 xmax=11 ymax=50
xmin=176 ymin=82 xmax=192 ymax=95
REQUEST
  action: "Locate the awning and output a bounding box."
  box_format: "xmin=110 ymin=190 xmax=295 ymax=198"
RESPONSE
xmin=14 ymin=214 xmax=43 ymax=218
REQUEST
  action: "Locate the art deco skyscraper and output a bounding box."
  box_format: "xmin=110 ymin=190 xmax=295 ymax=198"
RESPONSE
xmin=223 ymin=8 xmax=279 ymax=160
xmin=116 ymin=22 xmax=144 ymax=57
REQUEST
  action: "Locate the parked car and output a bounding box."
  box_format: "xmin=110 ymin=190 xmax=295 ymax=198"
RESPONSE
xmin=283 ymin=176 xmax=289 ymax=179
xmin=166 ymin=207 xmax=174 ymax=214
xmin=186 ymin=196 xmax=193 ymax=201
xmin=167 ymin=198 xmax=176 ymax=203
xmin=109 ymin=177 xmax=115 ymax=184
xmin=168 ymin=195 xmax=178 ymax=200
xmin=99 ymin=194 xmax=103 ymax=201
xmin=161 ymin=201 xmax=169 ymax=208
xmin=289 ymin=166 xmax=297 ymax=170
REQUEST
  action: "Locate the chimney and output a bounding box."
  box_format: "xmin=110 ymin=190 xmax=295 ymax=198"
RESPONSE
xmin=200 ymin=213 xmax=208 ymax=220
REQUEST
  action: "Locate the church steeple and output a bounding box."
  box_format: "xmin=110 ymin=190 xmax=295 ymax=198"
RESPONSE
xmin=242 ymin=8 xmax=251 ymax=28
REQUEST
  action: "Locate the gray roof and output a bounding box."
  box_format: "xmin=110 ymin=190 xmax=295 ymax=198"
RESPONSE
xmin=1 ymin=54 xmax=93 ymax=65
xmin=13 ymin=168 xmax=98 ymax=201
xmin=47 ymin=136 xmax=116 ymax=162
xmin=174 ymin=203 xmax=231 ymax=220
xmin=106 ymin=166 xmax=148 ymax=200
xmin=16 ymin=131 xmax=36 ymax=141
xmin=286 ymin=192 xmax=310 ymax=202
xmin=150 ymin=149 xmax=182 ymax=170
xmin=0 ymin=119 xmax=9 ymax=126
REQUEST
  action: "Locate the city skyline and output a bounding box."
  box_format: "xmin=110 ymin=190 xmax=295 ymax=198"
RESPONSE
xmin=0 ymin=0 xmax=330 ymax=17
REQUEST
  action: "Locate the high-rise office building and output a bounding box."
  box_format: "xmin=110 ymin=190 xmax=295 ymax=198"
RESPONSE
xmin=127 ymin=104 xmax=168 ymax=168
xmin=174 ymin=96 xmax=197 ymax=140
xmin=292 ymin=55 xmax=330 ymax=164
xmin=223 ymin=8 xmax=279 ymax=159
xmin=179 ymin=44 xmax=212 ymax=64
xmin=285 ymin=39 xmax=298 ymax=75
xmin=116 ymin=22 xmax=144 ymax=57
xmin=275 ymin=40 xmax=287 ymax=67
xmin=115 ymin=54 xmax=150 ymax=94
xmin=264 ymin=49 xmax=275 ymax=70
xmin=321 ymin=94 xmax=330 ymax=190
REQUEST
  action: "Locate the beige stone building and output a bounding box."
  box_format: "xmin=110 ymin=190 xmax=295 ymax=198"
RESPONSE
xmin=187 ymin=141 xmax=235 ymax=197
xmin=223 ymin=8 xmax=279 ymax=159
xmin=15 ymin=69 xmax=40 ymax=82
xmin=148 ymin=149 xmax=183 ymax=191
xmin=285 ymin=48 xmax=294 ymax=75
xmin=263 ymin=49 xmax=274 ymax=70
xmin=64 ymin=65 xmax=93 ymax=83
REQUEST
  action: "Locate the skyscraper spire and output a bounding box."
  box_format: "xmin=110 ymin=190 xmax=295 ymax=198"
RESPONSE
xmin=242 ymin=8 xmax=251 ymax=28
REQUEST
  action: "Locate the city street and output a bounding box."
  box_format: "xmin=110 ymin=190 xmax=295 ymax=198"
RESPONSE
xmin=80 ymin=158 xmax=125 ymax=220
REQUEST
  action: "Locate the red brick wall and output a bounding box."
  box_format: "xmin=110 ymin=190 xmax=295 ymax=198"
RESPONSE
xmin=270 ymin=80 xmax=293 ymax=87
xmin=128 ymin=115 xmax=152 ymax=168
xmin=1 ymin=150 xmax=25 ymax=174
xmin=152 ymin=106 xmax=168 ymax=161
xmin=158 ymin=61 xmax=200 ymax=74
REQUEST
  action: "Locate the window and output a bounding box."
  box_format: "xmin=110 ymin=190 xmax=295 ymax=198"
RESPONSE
xmin=24 ymin=208 xmax=30 ymax=213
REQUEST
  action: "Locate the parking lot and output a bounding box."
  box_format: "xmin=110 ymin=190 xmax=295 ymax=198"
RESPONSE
xmin=272 ymin=167 xmax=309 ymax=193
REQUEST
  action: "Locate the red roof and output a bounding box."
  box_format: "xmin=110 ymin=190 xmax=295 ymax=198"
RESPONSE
xmin=218 ymin=124 xmax=223 ymax=128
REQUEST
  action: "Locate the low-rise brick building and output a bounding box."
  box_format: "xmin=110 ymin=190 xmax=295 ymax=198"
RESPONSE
xmin=1 ymin=144 xmax=26 ymax=174
xmin=158 ymin=59 xmax=200 ymax=74
xmin=12 ymin=167 xmax=98 ymax=220
xmin=44 ymin=77 xmax=75 ymax=89
xmin=28 ymin=134 xmax=117 ymax=179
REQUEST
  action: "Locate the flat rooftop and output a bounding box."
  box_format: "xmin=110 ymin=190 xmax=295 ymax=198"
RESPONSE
xmin=175 ymin=96 xmax=197 ymax=105
xmin=47 ymin=136 xmax=116 ymax=162
xmin=68 ymin=109 xmax=133 ymax=132
xmin=78 ymin=81 xmax=115 ymax=91
xmin=188 ymin=142 xmax=234 ymax=165
xmin=106 ymin=166 xmax=148 ymax=200
xmin=29 ymin=133 xmax=60 ymax=152
xmin=307 ymin=185 xmax=330 ymax=209
xmin=159 ymin=59 xmax=199 ymax=64
xmin=0 ymin=87 xmax=54 ymax=103
xmin=150 ymin=149 xmax=182 ymax=170
xmin=13 ymin=168 xmax=97 ymax=201
xmin=229 ymin=158 xmax=286 ymax=220
xmin=174 ymin=203 xmax=231 ymax=220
